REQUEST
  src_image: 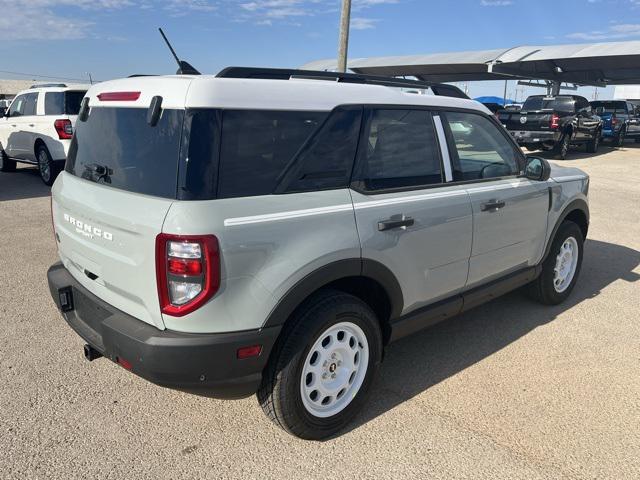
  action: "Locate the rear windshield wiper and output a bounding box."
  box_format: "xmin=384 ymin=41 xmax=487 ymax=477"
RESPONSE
xmin=81 ymin=163 xmax=113 ymax=184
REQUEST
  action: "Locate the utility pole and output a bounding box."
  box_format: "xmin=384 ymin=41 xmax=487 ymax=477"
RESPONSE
xmin=337 ymin=0 xmax=352 ymax=73
xmin=503 ymin=80 xmax=508 ymax=106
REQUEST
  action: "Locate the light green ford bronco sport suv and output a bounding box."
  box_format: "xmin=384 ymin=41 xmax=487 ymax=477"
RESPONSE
xmin=47 ymin=68 xmax=589 ymax=439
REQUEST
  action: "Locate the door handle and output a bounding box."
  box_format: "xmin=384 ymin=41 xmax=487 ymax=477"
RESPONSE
xmin=28 ymin=123 xmax=35 ymax=127
xmin=378 ymin=215 xmax=415 ymax=231
xmin=481 ymin=201 xmax=506 ymax=212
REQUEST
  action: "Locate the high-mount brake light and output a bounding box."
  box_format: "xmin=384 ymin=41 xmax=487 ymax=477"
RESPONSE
xmin=550 ymin=113 xmax=560 ymax=130
xmin=54 ymin=119 xmax=73 ymax=139
xmin=97 ymin=91 xmax=141 ymax=102
xmin=156 ymin=234 xmax=220 ymax=317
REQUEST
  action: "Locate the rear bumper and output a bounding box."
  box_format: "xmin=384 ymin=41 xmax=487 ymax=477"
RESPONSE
xmin=509 ymin=130 xmax=560 ymax=144
xmin=47 ymin=262 xmax=280 ymax=399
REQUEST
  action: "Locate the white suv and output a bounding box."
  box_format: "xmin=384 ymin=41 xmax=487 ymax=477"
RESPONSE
xmin=0 ymin=83 xmax=88 ymax=185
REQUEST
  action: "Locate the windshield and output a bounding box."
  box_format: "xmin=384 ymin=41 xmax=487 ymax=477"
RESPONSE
xmin=522 ymin=96 xmax=574 ymax=112
xmin=591 ymin=101 xmax=626 ymax=115
xmin=66 ymin=107 xmax=185 ymax=198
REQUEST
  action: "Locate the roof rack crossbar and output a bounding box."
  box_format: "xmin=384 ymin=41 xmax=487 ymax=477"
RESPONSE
xmin=216 ymin=67 xmax=468 ymax=99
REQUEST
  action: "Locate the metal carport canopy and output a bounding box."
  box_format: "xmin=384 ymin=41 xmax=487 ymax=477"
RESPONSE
xmin=301 ymin=40 xmax=640 ymax=86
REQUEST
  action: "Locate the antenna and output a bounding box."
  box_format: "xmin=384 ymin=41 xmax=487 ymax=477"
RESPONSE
xmin=158 ymin=27 xmax=201 ymax=76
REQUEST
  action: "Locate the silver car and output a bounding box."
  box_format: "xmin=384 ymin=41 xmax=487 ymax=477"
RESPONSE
xmin=47 ymin=68 xmax=589 ymax=439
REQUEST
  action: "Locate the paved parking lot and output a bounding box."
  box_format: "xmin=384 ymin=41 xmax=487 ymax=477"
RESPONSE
xmin=1 ymin=144 xmax=639 ymax=479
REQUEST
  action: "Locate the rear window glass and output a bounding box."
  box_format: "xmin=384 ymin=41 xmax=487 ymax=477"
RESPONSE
xmin=45 ymin=91 xmax=86 ymax=115
xmin=522 ymin=96 xmax=574 ymax=112
xmin=591 ymin=101 xmax=627 ymax=115
xmin=217 ymin=110 xmax=326 ymax=198
xmin=66 ymin=107 xmax=184 ymax=198
xmin=354 ymin=109 xmax=442 ymax=190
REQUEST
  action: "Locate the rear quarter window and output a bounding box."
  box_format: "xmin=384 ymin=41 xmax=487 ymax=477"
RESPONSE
xmin=217 ymin=110 xmax=326 ymax=198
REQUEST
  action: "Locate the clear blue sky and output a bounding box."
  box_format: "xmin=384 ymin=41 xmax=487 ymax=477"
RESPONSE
xmin=1 ymin=0 xmax=639 ymax=100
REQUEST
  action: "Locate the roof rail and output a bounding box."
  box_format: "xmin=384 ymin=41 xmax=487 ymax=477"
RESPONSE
xmin=216 ymin=67 xmax=469 ymax=99
xmin=29 ymin=83 xmax=67 ymax=89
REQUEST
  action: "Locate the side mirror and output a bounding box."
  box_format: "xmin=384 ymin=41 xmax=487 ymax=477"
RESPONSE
xmin=524 ymin=156 xmax=551 ymax=181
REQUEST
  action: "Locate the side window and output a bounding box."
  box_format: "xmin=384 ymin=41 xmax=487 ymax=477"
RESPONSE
xmin=354 ymin=109 xmax=442 ymax=191
xmin=278 ymin=106 xmax=362 ymax=193
xmin=22 ymin=93 xmax=38 ymax=116
xmin=45 ymin=92 xmax=64 ymax=115
xmin=217 ymin=110 xmax=327 ymax=199
xmin=7 ymin=95 xmax=25 ymax=117
xmin=443 ymin=111 xmax=520 ymax=181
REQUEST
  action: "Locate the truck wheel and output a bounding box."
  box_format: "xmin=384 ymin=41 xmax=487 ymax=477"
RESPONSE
xmin=614 ymin=129 xmax=626 ymax=147
xmin=553 ymin=133 xmax=570 ymax=160
xmin=528 ymin=221 xmax=584 ymax=305
xmin=0 ymin=149 xmax=16 ymax=172
xmin=258 ymin=289 xmax=383 ymax=440
xmin=36 ymin=144 xmax=58 ymax=186
xmin=586 ymin=132 xmax=600 ymax=153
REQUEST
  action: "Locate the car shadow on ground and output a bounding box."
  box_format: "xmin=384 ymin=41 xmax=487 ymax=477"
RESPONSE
xmin=341 ymin=239 xmax=640 ymax=437
xmin=0 ymin=166 xmax=50 ymax=202
xmin=529 ymin=138 xmax=640 ymax=161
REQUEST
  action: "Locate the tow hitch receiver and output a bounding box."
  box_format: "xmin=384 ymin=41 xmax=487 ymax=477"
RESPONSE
xmin=58 ymin=287 xmax=74 ymax=312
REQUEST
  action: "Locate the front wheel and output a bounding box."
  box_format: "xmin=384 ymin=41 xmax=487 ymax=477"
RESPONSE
xmin=528 ymin=220 xmax=584 ymax=305
xmin=0 ymin=149 xmax=16 ymax=172
xmin=258 ymin=290 xmax=383 ymax=440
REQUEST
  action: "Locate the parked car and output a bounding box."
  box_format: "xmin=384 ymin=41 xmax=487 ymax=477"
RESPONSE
xmin=0 ymin=84 xmax=88 ymax=185
xmin=480 ymin=101 xmax=504 ymax=116
xmin=498 ymin=95 xmax=602 ymax=159
xmin=590 ymin=100 xmax=640 ymax=146
xmin=47 ymin=68 xmax=589 ymax=440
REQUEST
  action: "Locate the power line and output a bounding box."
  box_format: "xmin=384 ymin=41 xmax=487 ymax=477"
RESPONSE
xmin=0 ymin=69 xmax=92 ymax=83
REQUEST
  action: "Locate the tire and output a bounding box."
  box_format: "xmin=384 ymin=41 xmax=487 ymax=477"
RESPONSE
xmin=553 ymin=133 xmax=570 ymax=159
xmin=586 ymin=131 xmax=600 ymax=153
xmin=614 ymin=129 xmax=626 ymax=148
xmin=257 ymin=289 xmax=383 ymax=440
xmin=36 ymin=144 xmax=58 ymax=186
xmin=528 ymin=221 xmax=584 ymax=305
xmin=0 ymin=149 xmax=16 ymax=172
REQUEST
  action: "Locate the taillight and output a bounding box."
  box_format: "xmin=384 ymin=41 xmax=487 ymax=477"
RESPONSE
xmin=611 ymin=115 xmax=618 ymax=126
xmin=550 ymin=114 xmax=560 ymax=130
xmin=156 ymin=234 xmax=220 ymax=317
xmin=54 ymin=119 xmax=73 ymax=139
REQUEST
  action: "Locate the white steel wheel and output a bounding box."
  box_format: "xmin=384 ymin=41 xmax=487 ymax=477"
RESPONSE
xmin=553 ymin=236 xmax=579 ymax=293
xmin=300 ymin=321 xmax=369 ymax=418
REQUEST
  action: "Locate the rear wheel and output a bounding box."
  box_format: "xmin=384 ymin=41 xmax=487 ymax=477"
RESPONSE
xmin=586 ymin=131 xmax=600 ymax=153
xmin=258 ymin=290 xmax=383 ymax=440
xmin=0 ymin=149 xmax=16 ymax=172
xmin=553 ymin=133 xmax=570 ymax=159
xmin=528 ymin=221 xmax=584 ymax=305
xmin=36 ymin=144 xmax=58 ymax=186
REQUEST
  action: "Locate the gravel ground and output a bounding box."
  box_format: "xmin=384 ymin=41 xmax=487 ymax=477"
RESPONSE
xmin=1 ymin=143 xmax=638 ymax=479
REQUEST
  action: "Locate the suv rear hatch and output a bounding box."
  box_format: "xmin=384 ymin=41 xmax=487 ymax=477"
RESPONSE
xmin=51 ymin=77 xmax=193 ymax=330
